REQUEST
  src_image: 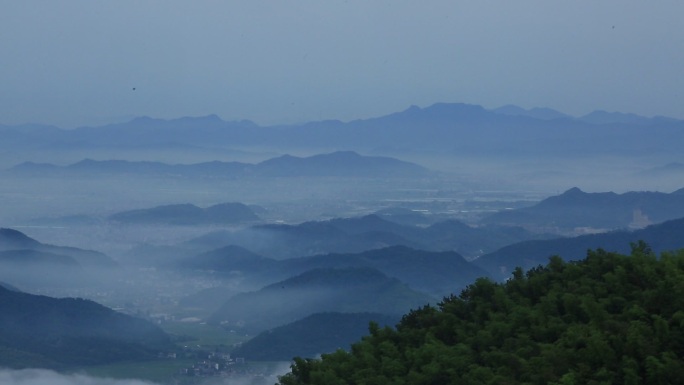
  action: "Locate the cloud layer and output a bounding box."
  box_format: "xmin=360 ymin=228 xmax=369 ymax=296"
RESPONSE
xmin=0 ymin=369 xmax=157 ymax=385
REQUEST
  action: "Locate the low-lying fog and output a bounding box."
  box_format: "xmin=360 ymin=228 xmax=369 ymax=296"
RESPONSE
xmin=0 ymin=367 xmax=291 ymax=385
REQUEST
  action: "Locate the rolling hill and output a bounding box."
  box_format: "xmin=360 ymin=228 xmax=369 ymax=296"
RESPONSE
xmin=272 ymin=246 xmax=489 ymax=298
xmin=482 ymin=187 xmax=684 ymax=232
xmin=0 ymin=286 xmax=172 ymax=368
xmin=207 ymin=267 xmax=433 ymax=334
xmin=232 ymin=312 xmax=400 ymax=361
xmin=177 ymin=245 xmax=489 ymax=298
xmin=109 ymin=202 xmax=261 ymax=225
xmin=0 ymin=228 xmax=115 ymax=268
xmin=4 ymin=103 xmax=684 ymax=161
xmin=474 ymin=217 xmax=684 ymax=281
xmin=9 ymin=151 xmax=429 ymax=179
xmin=182 ymin=214 xmax=546 ymax=260
xmin=176 ymin=244 xmax=277 ymax=276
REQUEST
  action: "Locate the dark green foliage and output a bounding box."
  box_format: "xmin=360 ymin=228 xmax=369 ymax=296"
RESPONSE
xmin=277 ymin=246 xmax=684 ymax=384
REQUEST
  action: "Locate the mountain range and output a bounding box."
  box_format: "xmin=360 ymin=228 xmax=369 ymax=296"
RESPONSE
xmin=9 ymin=151 xmax=429 ymax=178
xmin=0 ymin=228 xmax=117 ymax=290
xmin=474 ymin=217 xmax=684 ymax=281
xmin=2 ymin=103 xmax=683 ymax=159
xmin=0 ymin=228 xmax=115 ymax=268
xmin=109 ymin=202 xmax=261 ymax=225
xmin=483 ymin=187 xmax=684 ymax=232
xmin=176 ymin=245 xmax=489 ymax=299
xmin=207 ymin=267 xmax=433 ymax=334
xmin=175 ymin=214 xmax=547 ymax=261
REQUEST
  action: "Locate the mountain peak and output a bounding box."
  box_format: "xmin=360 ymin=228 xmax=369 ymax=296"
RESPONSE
xmin=579 ymin=110 xmax=652 ymax=125
xmin=562 ymin=187 xmax=585 ymax=195
xmin=493 ymin=105 xmax=571 ymax=120
xmin=0 ymin=228 xmax=40 ymax=248
xmin=173 ymin=114 xmax=224 ymax=124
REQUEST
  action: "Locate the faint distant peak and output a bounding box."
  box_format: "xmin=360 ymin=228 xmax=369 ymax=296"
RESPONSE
xmin=129 ymin=116 xmax=160 ymax=124
xmin=259 ymin=153 xmax=298 ymax=163
xmin=562 ymin=187 xmax=585 ymax=195
xmin=0 ymin=228 xmax=40 ymax=248
xmin=424 ymin=102 xmax=486 ymax=114
xmin=0 ymin=227 xmax=33 ymax=240
xmin=124 ymin=114 xmax=256 ymax=128
xmin=314 ymin=150 xmax=361 ymax=159
xmin=69 ymin=158 xmax=125 ymax=167
xmin=672 ymin=186 xmax=684 ymax=195
xmin=379 ymin=102 xmax=493 ymax=124
xmin=395 ymin=102 xmax=484 ymax=114
xmin=493 ymin=105 xmax=527 ymax=115
xmin=535 ymin=187 xmax=586 ymax=206
xmin=492 ymin=105 xmax=571 ymax=120
xmin=9 ymin=161 xmax=58 ymax=171
xmin=643 ymin=162 xmax=684 ymax=174
xmin=173 ymin=114 xmax=224 ymax=123
xmin=578 ymin=110 xmax=667 ymax=125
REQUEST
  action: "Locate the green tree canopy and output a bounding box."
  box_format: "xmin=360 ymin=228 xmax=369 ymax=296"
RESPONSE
xmin=278 ymin=245 xmax=684 ymax=384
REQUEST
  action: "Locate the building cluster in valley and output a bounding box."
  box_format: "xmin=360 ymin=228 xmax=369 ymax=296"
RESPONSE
xmin=178 ymin=352 xmax=252 ymax=378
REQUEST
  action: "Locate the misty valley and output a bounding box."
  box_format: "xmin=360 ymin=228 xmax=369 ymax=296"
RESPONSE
xmin=2 ymin=103 xmax=684 ymax=384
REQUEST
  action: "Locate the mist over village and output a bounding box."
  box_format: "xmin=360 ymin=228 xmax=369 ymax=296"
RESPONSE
xmin=2 ymin=1 xmax=684 ymax=384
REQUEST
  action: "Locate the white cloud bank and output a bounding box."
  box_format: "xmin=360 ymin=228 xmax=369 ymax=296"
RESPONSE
xmin=0 ymin=369 xmax=157 ymax=385
xmin=0 ymin=366 xmax=292 ymax=385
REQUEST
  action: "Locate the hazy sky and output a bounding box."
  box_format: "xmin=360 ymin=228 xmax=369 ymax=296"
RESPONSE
xmin=2 ymin=1 xmax=683 ymax=127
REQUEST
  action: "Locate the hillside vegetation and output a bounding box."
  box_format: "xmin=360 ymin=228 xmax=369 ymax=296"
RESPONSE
xmin=278 ymin=243 xmax=684 ymax=384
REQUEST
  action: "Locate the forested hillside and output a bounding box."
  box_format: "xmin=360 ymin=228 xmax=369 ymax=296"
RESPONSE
xmin=278 ymin=243 xmax=684 ymax=384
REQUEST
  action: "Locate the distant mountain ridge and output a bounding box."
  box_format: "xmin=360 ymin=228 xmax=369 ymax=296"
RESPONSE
xmin=0 ymin=228 xmax=118 ymax=291
xmin=176 ymin=245 xmax=489 ymax=298
xmin=109 ymin=202 xmax=261 ymax=225
xmin=0 ymin=228 xmax=115 ymax=268
xmin=2 ymin=103 xmax=683 ymax=158
xmin=475 ymin=216 xmax=684 ymax=281
xmin=207 ymin=267 xmax=433 ymax=334
xmin=493 ymin=105 xmax=572 ymax=120
xmin=9 ymin=151 xmax=429 ymax=178
xmin=483 ymin=187 xmax=684 ymax=232
xmin=178 ymin=214 xmax=547 ymax=260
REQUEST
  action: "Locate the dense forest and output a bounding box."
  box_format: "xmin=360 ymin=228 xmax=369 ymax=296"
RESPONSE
xmin=278 ymin=242 xmax=684 ymax=384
